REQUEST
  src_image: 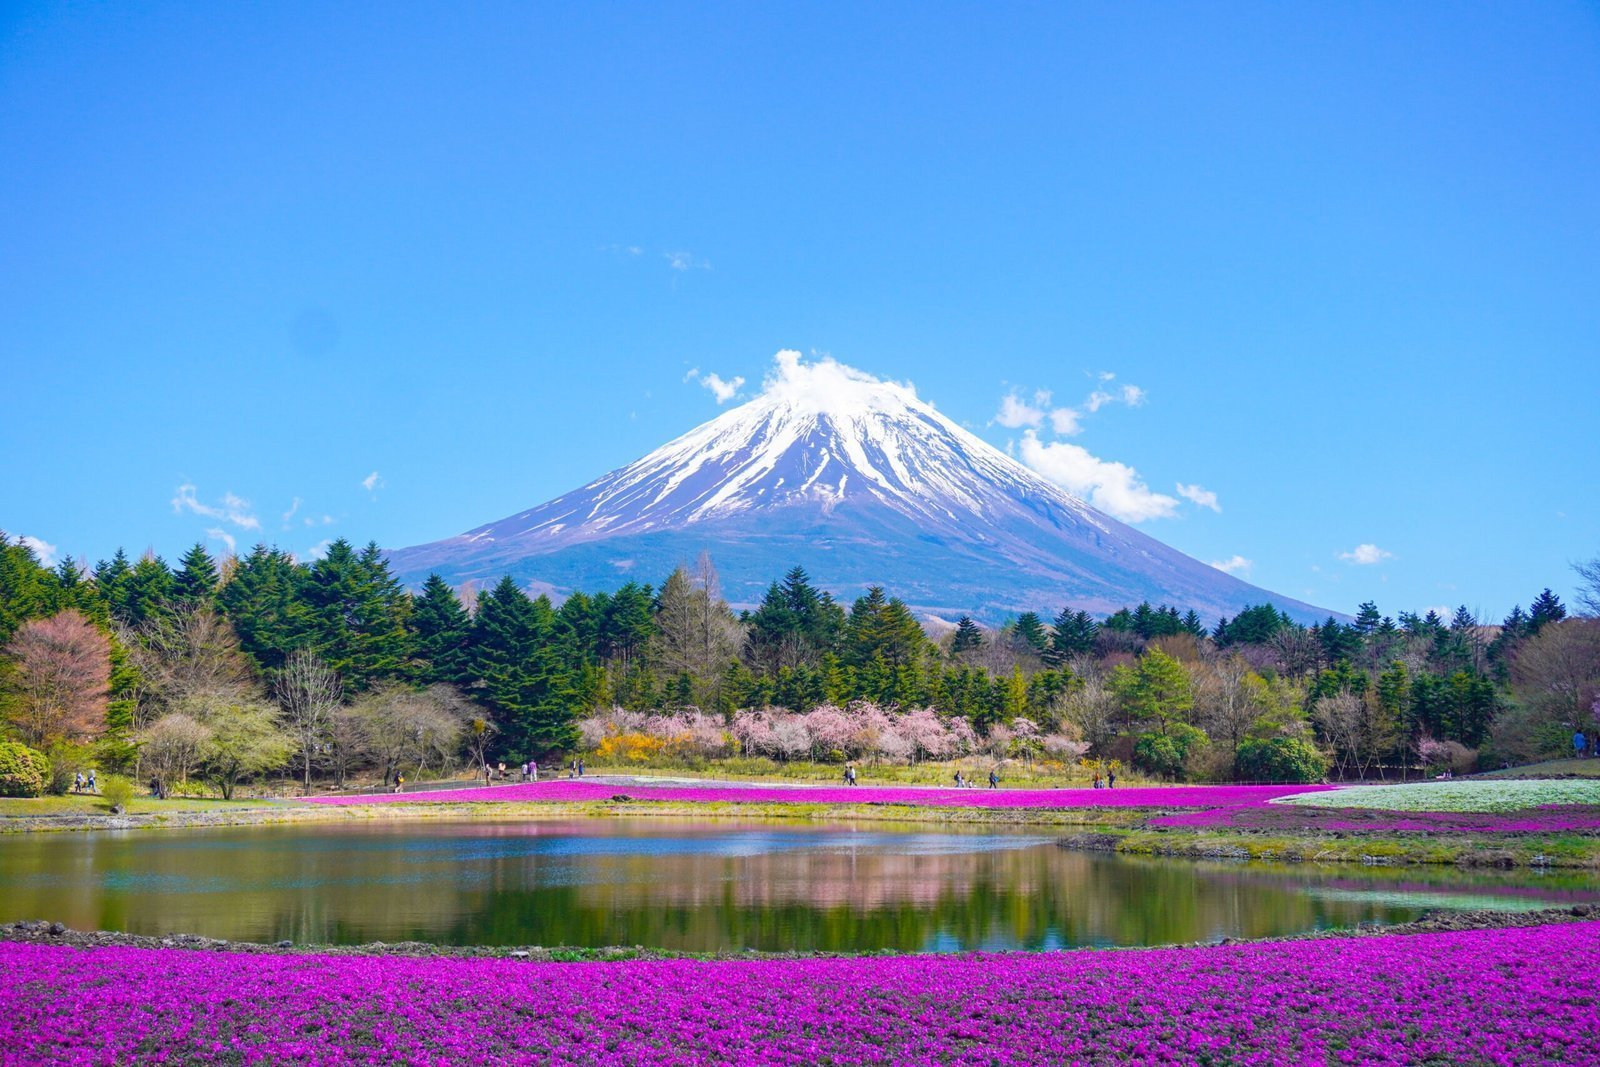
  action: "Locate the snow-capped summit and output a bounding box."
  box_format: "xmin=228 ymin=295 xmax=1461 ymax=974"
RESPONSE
xmin=386 ymin=352 xmax=1329 ymax=622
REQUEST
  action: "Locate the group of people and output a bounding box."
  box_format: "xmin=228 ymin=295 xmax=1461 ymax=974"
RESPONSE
xmin=70 ymin=770 xmax=97 ymax=793
xmin=1092 ymin=771 xmax=1117 ymax=789
xmin=949 ymin=770 xmax=1001 ymax=789
xmin=479 ymin=760 xmax=550 ymax=784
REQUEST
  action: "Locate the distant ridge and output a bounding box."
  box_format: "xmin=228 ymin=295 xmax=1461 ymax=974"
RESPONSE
xmin=387 ymin=352 xmax=1333 ymax=624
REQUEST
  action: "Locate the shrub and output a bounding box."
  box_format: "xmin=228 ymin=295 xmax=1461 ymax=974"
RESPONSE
xmin=0 ymin=741 xmax=51 ymax=797
xmin=100 ymin=775 xmax=134 ymax=814
xmin=44 ymin=741 xmax=93 ymax=795
xmin=1235 ymin=736 xmax=1328 ymax=783
xmin=1133 ymin=724 xmax=1208 ymax=781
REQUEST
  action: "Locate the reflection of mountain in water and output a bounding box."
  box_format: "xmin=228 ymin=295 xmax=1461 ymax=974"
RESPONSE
xmin=4 ymin=819 xmax=1597 ymax=952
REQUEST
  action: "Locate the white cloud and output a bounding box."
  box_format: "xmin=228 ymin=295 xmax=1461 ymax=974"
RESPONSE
xmin=1085 ymin=389 xmax=1115 ymax=413
xmin=1338 ymin=543 xmax=1394 ymax=565
xmin=685 ymin=368 xmax=746 ymax=404
xmin=1017 ymin=431 xmax=1179 ymax=522
xmin=997 ymin=389 xmax=1084 ymax=435
xmin=17 ymin=534 xmax=57 ymax=566
xmin=1097 ymin=371 xmax=1116 ymax=382
xmin=362 ymin=471 xmax=384 ymax=493
xmin=205 ymin=527 xmax=237 ymax=554
xmin=1209 ymin=555 xmax=1253 ymax=575
xmin=1048 ymin=407 xmax=1082 ymax=435
xmin=1121 ymin=384 xmax=1146 ymax=406
xmin=304 ymin=538 xmax=333 ymax=561
xmin=1176 ymin=482 xmax=1221 ymax=512
xmin=281 ymin=497 xmax=301 ymax=525
xmin=995 ymin=391 xmax=1045 ymax=428
xmin=171 ymin=484 xmax=261 ymax=529
xmin=664 ymin=250 xmax=709 ymax=272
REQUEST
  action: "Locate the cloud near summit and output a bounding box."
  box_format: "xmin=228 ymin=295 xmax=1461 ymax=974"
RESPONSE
xmin=1018 ymin=432 xmax=1180 ymax=523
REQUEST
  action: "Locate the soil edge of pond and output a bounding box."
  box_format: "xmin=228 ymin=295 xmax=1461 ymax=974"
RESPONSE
xmin=4 ymin=907 xmax=1595 ymax=963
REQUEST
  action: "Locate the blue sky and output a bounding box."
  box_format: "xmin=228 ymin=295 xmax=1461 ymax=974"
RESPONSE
xmin=2 ymin=1 xmax=1596 ymax=621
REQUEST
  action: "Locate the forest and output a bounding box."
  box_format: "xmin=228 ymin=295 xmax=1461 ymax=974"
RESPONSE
xmin=1 ymin=532 xmax=1597 ymax=796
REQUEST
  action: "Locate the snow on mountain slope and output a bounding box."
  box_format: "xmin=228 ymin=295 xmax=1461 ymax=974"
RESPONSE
xmin=386 ymin=353 xmax=1333 ymax=623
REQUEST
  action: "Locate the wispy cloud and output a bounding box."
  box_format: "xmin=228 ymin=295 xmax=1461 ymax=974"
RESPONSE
xmin=17 ymin=534 xmax=58 ymax=566
xmin=281 ymin=497 xmax=301 ymax=525
xmin=171 ymin=484 xmax=260 ymax=530
xmin=995 ymin=389 xmax=1083 ymax=435
xmin=1017 ymin=431 xmax=1179 ymax=523
xmin=362 ymin=471 xmax=384 ymax=493
xmin=1209 ymin=554 xmax=1253 ymax=575
xmin=303 ymin=538 xmax=333 ymax=562
xmin=685 ymin=368 xmax=745 ymax=404
xmin=1175 ymin=483 xmax=1221 ymax=512
xmin=1338 ymin=543 xmax=1394 ymax=565
xmin=664 ymin=250 xmax=710 ymax=272
xmin=205 ymin=528 xmax=237 ymax=554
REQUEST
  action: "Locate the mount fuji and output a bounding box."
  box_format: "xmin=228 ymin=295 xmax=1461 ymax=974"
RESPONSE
xmin=386 ymin=353 xmax=1330 ymax=623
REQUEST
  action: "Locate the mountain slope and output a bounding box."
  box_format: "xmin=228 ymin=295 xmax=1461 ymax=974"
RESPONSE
xmin=386 ymin=353 xmax=1332 ymax=623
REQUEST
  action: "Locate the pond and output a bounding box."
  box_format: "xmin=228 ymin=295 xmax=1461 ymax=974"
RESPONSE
xmin=3 ymin=818 xmax=1595 ymax=953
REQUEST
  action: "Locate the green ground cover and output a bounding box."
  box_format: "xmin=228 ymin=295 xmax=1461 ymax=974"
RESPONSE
xmin=0 ymin=795 xmax=277 ymax=818
xmin=1480 ymin=758 xmax=1600 ymax=780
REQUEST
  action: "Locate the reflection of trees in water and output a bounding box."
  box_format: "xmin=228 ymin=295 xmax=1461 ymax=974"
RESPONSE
xmin=5 ymin=822 xmax=1598 ymax=953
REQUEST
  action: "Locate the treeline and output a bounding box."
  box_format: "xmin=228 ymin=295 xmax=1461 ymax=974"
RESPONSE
xmin=1 ymin=532 xmax=1597 ymax=795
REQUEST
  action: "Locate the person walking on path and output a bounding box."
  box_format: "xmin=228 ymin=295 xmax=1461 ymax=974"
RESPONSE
xmin=393 ymin=773 xmax=405 ymax=793
xmin=530 ymin=760 xmax=538 ymax=782
xmin=577 ymin=758 xmax=585 ymax=777
xmin=988 ymin=770 xmax=999 ymax=789
xmin=87 ymin=769 xmax=97 ymax=793
xmin=1107 ymin=770 xmax=1116 ymax=789
xmin=1575 ymin=731 xmax=1588 ymax=760
xmin=1093 ymin=772 xmax=1101 ymax=789
xmin=845 ymin=764 xmax=858 ymax=786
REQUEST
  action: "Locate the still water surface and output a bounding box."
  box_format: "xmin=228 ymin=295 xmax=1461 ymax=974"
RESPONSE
xmin=3 ymin=818 xmax=1595 ymax=952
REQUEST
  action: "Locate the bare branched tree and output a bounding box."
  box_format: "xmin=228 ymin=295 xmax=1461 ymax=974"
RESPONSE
xmin=131 ymin=605 xmax=253 ymax=711
xmin=274 ymin=650 xmax=342 ymax=793
xmin=1310 ymin=691 xmax=1365 ymax=779
xmin=1575 ymin=555 xmax=1600 ymax=618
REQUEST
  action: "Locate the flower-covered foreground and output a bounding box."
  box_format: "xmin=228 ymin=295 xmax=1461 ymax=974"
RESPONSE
xmin=309 ymin=780 xmax=1329 ymax=811
xmin=4 ymin=924 xmax=1598 ymax=1065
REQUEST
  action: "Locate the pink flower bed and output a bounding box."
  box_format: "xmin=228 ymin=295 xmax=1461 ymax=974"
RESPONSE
xmin=310 ymin=780 xmax=1329 ymax=811
xmin=4 ymin=924 xmax=1597 ymax=1064
xmin=1150 ymin=800 xmax=1600 ymax=834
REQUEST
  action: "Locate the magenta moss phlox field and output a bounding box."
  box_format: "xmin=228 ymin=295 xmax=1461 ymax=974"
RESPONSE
xmin=309 ymin=780 xmax=1329 ymax=810
xmin=3 ymin=924 xmax=1598 ymax=1065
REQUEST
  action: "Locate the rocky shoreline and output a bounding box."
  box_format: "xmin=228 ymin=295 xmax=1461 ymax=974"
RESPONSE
xmin=6 ymin=907 xmax=1594 ymax=963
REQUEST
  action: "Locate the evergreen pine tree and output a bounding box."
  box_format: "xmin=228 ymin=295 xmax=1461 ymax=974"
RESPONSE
xmin=950 ymin=615 xmax=984 ymax=654
xmin=217 ymin=545 xmax=313 ymax=671
xmin=172 ymin=542 xmax=221 ymax=604
xmin=124 ymin=552 xmax=176 ymax=626
xmin=1528 ymin=589 xmax=1567 ymax=633
xmin=410 ymin=574 xmax=474 ymax=685
xmin=302 ymin=540 xmax=412 ymax=689
xmin=1012 ymin=611 xmax=1048 ymax=654
xmin=472 ymin=577 xmax=577 ymax=759
xmin=92 ymin=549 xmax=134 ymax=622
